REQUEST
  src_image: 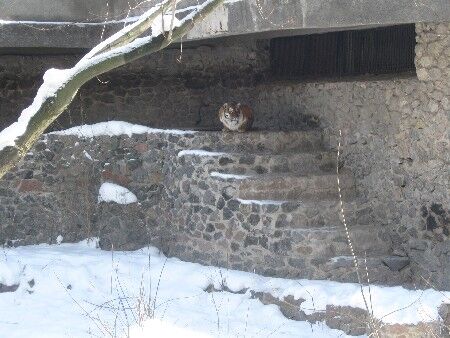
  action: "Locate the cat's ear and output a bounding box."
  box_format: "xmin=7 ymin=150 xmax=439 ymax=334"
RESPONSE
xmin=236 ymin=103 xmax=241 ymax=108
xmin=223 ymin=103 xmax=228 ymax=109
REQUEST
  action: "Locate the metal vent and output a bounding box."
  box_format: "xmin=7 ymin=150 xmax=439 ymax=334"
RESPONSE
xmin=270 ymin=25 xmax=416 ymax=80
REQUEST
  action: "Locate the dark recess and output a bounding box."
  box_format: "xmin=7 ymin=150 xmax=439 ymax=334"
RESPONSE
xmin=270 ymin=24 xmax=416 ymax=80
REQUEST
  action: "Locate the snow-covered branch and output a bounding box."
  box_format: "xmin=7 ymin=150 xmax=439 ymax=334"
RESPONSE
xmin=0 ymin=0 xmax=224 ymax=180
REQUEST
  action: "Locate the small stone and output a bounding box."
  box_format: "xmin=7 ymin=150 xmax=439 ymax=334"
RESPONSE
xmin=259 ymin=236 xmax=268 ymax=249
xmin=223 ymin=207 xmax=233 ymax=220
xmin=430 ymin=203 xmax=445 ymax=216
xmin=16 ymin=179 xmax=43 ymax=193
xmin=274 ymin=230 xmax=283 ymax=238
xmin=266 ymin=204 xmax=279 ymax=213
xmin=35 ymin=142 xmax=47 ymax=151
xmin=219 ymin=157 xmax=234 ymax=166
xmin=198 ymin=181 xmax=208 ymax=190
xmin=254 ymin=165 xmax=268 ymax=174
xmin=244 ymin=235 xmax=259 ymax=247
xmin=181 ymin=181 xmax=190 ymax=194
xmin=134 ymin=143 xmax=148 ymax=153
xmin=288 ymin=258 xmax=306 ymax=269
xmin=419 ymin=56 xmax=433 ymax=68
xmin=189 ymin=195 xmax=200 ymax=203
xmin=216 ymin=197 xmax=225 ymax=210
xmin=0 ymin=283 xmax=19 ymax=293
xmin=382 ymin=256 xmax=410 ymax=271
xmin=248 ymin=214 xmax=260 ymax=226
xmin=222 ymin=186 xmax=236 ymax=200
xmin=203 ymin=190 xmax=216 ymax=206
xmin=231 ymin=242 xmax=240 ymax=251
xmin=428 ymin=100 xmax=439 ymax=113
xmin=272 ymin=238 xmax=292 ymax=254
xmin=409 ymin=240 xmax=428 ymax=251
xmin=426 ymin=215 xmax=438 ymax=231
xmin=416 ymin=68 xmax=430 ymax=81
xmin=227 ymin=199 xmax=240 ymax=211
xmin=126 ymin=158 xmax=142 ymax=171
xmin=18 ymin=170 xmax=33 ymax=179
xmin=282 ymin=203 xmax=298 ymax=213
xmin=101 ymin=170 xmax=131 ymax=187
xmin=421 ymin=206 xmax=428 ymax=217
xmin=239 ymin=155 xmax=255 ymax=165
xmin=275 ymin=214 xmax=288 ymax=228
xmin=43 ymin=150 xmax=55 ymax=161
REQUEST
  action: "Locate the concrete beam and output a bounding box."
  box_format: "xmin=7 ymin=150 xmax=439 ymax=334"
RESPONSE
xmin=1 ymin=0 xmax=449 ymax=50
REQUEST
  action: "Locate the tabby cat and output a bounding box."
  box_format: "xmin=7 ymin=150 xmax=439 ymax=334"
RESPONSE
xmin=218 ymin=102 xmax=254 ymax=132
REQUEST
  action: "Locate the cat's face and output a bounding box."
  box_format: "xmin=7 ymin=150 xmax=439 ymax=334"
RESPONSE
xmin=221 ymin=103 xmax=241 ymax=127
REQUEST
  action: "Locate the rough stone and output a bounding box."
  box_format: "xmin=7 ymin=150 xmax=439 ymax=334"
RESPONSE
xmin=382 ymin=256 xmax=411 ymax=271
xmin=16 ymin=179 xmax=43 ymax=193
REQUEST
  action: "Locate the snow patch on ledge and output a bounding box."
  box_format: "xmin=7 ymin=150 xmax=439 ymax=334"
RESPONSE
xmin=237 ymin=198 xmax=287 ymax=206
xmin=50 ymin=121 xmax=195 ymax=138
xmin=210 ymin=171 xmax=250 ymax=180
xmin=178 ymin=149 xmax=227 ymax=157
xmin=98 ymin=182 xmax=137 ymax=205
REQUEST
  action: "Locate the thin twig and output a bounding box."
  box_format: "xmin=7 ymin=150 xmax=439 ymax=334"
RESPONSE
xmin=336 ymin=129 xmax=377 ymax=335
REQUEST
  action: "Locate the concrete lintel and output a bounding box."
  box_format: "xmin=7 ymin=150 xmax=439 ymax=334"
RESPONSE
xmin=0 ymin=0 xmax=449 ymax=50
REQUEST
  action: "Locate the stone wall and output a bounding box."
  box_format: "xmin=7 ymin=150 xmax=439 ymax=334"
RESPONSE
xmin=0 ymin=39 xmax=271 ymax=132
xmin=0 ymin=129 xmax=408 ymax=286
xmin=0 ymin=22 xmax=449 ymax=288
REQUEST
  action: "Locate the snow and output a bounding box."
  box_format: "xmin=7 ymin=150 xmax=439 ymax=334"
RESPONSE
xmin=83 ymin=150 xmax=93 ymax=161
xmin=237 ymin=198 xmax=287 ymax=206
xmin=0 ymin=68 xmax=72 ymax=151
xmin=98 ymin=182 xmax=138 ymax=204
xmin=210 ymin=171 xmax=250 ymax=180
xmin=51 ymin=121 xmax=195 ymax=138
xmin=130 ymin=319 xmax=212 ymax=338
xmin=0 ymin=261 xmax=22 ymax=287
xmin=151 ymin=14 xmax=182 ymax=36
xmin=178 ymin=149 xmax=226 ymax=157
xmin=56 ymin=235 xmax=64 ymax=244
xmin=0 ymin=17 xmax=140 ymax=26
xmin=82 ymin=0 xmax=172 ymax=61
xmin=0 ymin=240 xmax=449 ymax=338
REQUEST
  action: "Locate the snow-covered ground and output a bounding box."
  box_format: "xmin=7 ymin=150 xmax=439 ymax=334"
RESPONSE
xmin=0 ymin=240 xmax=449 ymax=338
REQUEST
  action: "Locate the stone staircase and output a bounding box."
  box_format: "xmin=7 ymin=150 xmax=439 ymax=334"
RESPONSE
xmin=175 ymin=129 xmax=395 ymax=283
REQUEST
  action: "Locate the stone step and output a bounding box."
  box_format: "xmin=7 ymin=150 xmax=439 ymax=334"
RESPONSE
xmin=192 ymin=130 xmax=325 ymax=153
xmin=204 ymin=151 xmax=336 ymax=176
xmin=288 ymin=224 xmax=390 ymax=257
xmin=196 ymin=193 xmax=370 ymax=231
xmin=236 ymin=172 xmax=355 ymax=202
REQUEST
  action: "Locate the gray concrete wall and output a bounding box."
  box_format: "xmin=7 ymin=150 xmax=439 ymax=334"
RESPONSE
xmin=1 ymin=0 xmax=450 ymax=49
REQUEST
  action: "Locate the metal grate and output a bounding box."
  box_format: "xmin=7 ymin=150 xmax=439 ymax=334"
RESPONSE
xmin=270 ymin=25 xmax=416 ymax=80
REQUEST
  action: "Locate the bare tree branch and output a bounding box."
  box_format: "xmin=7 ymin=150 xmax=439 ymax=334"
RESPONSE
xmin=0 ymin=0 xmax=224 ymax=180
